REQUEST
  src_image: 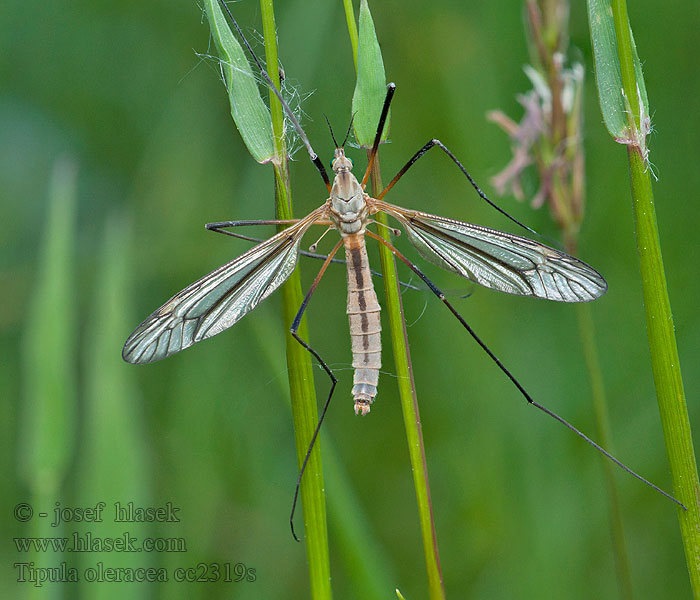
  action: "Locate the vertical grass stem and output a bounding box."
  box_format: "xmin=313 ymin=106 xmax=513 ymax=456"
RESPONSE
xmin=611 ymin=0 xmax=700 ymax=593
xmin=369 ymin=157 xmax=445 ymax=600
xmin=260 ymin=1 xmax=332 ymax=597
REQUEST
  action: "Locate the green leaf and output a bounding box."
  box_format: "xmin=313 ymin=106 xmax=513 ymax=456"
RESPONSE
xmin=204 ymin=0 xmax=274 ymax=163
xmin=351 ymin=0 xmax=389 ymax=147
xmin=587 ymin=0 xmax=648 ymax=140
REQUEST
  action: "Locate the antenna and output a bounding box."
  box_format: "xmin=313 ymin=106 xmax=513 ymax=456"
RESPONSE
xmin=323 ymin=114 xmax=339 ymax=148
xmin=341 ymin=112 xmax=356 ymax=148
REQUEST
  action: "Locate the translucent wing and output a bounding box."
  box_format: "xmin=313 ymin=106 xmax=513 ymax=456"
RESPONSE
xmin=123 ymin=211 xmax=324 ymax=364
xmin=377 ymin=201 xmax=607 ymax=302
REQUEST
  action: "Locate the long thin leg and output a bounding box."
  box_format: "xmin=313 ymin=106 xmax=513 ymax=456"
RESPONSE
xmin=207 ymin=229 xmax=289 ymax=244
xmin=289 ymin=237 xmax=345 ymax=541
xmin=206 ymin=219 xmax=302 ymax=230
xmin=377 ymin=139 xmax=537 ymax=236
xmin=365 ymin=230 xmax=685 ymax=510
xmin=360 ymin=83 xmax=397 ymax=189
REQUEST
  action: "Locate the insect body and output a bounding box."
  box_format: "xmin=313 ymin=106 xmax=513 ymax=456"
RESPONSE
xmin=329 ymin=148 xmax=382 ymax=415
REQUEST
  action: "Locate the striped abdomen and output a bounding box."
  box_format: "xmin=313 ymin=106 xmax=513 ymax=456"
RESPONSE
xmin=344 ymin=234 xmax=381 ymax=415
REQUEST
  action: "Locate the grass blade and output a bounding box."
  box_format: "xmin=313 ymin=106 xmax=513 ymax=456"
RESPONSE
xmin=351 ymin=0 xmax=390 ymax=147
xmin=587 ymin=0 xmax=648 ymax=141
xmin=20 ymin=157 xmax=78 ymax=494
xmin=204 ymin=0 xmax=274 ymax=163
xmin=77 ymin=212 xmax=151 ymax=600
xmin=19 ymin=157 xmax=78 ymax=596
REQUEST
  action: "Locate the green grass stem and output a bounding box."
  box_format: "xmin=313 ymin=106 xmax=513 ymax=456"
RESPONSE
xmin=626 ymin=148 xmax=700 ymax=595
xmin=250 ymin=311 xmax=398 ymax=599
xmin=260 ymin=1 xmax=332 ymax=598
xmin=371 ymin=159 xmax=445 ymax=600
xmin=346 ymin=2 xmax=445 ymax=597
xmin=610 ymin=0 xmax=700 ymax=594
xmin=342 ymin=0 xmax=358 ymax=71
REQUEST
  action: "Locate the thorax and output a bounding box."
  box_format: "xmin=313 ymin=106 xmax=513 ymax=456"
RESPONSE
xmin=329 ymin=170 xmax=369 ymax=235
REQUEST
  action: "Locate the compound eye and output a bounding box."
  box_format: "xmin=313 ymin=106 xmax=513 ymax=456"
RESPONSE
xmin=329 ymin=158 xmax=336 ymax=169
xmin=348 ymin=157 xmax=354 ymax=167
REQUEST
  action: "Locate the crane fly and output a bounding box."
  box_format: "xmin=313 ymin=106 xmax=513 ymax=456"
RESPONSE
xmin=121 ymin=136 xmax=608 ymax=412
xmin=123 ymin=0 xmax=683 ymax=534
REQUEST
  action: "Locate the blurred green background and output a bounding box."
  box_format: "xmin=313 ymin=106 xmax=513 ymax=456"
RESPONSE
xmin=3 ymin=0 xmax=699 ymax=598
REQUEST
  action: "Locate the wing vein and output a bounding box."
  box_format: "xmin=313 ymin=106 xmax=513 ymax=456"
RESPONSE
xmin=375 ymin=199 xmax=607 ymax=302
